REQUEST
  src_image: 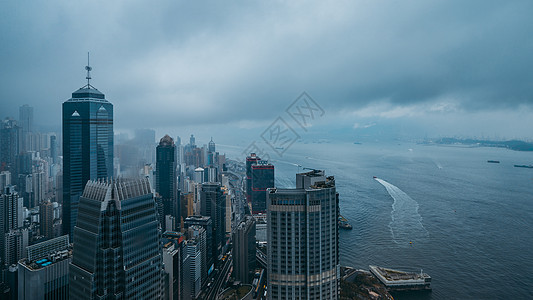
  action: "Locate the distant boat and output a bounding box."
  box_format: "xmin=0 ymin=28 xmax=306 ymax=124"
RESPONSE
xmin=487 ymin=160 xmax=500 ymax=163
xmin=353 ymin=142 xmax=362 ymax=145
xmin=373 ymin=176 xmax=377 ymax=179
xmin=514 ymin=164 xmax=533 ymax=168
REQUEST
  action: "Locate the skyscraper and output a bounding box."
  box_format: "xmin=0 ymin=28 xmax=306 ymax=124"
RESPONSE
xmin=183 ymin=240 xmax=201 ymax=299
xmin=0 ymin=119 xmax=21 ymax=174
xmin=69 ymin=178 xmax=162 ymax=299
xmin=184 ymin=215 xmax=214 ymax=274
xmin=156 ymin=135 xmax=179 ymax=231
xmin=50 ymin=135 xmax=58 ymax=165
xmin=19 ymin=104 xmax=34 ymax=152
xmin=62 ymin=60 xmax=113 ymax=239
xmin=245 ymin=153 xmax=261 ymax=205
xmin=1 ymin=186 xmax=22 ymax=267
xmin=162 ymin=234 xmax=183 ymax=300
xmin=40 ymin=200 xmax=54 ymax=240
xmin=233 ymin=215 xmax=256 ymax=284
xmin=200 ymin=183 xmax=226 ymax=261
xmin=251 ymin=161 xmax=274 ymax=214
xmin=267 ymin=170 xmax=340 ymax=299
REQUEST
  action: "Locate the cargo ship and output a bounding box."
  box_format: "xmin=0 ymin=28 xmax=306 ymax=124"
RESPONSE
xmin=514 ymin=164 xmax=533 ymax=168
xmin=487 ymin=160 xmax=500 ymax=163
xmin=338 ymin=215 xmax=353 ymax=230
xmin=369 ymin=265 xmax=431 ymax=291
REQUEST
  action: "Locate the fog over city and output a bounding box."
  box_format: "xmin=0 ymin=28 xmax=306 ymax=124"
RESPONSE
xmin=2 ymin=1 xmax=533 ymax=141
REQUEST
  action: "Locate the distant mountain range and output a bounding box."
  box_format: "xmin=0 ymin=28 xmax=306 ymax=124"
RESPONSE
xmin=429 ymin=138 xmax=533 ymax=151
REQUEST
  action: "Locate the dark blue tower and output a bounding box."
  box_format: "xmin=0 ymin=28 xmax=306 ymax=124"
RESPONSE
xmin=62 ymin=54 xmax=113 ymax=240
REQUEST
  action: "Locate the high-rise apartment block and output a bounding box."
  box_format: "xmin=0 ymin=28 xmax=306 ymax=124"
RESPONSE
xmin=233 ymin=215 xmax=256 ymax=284
xmin=267 ymin=170 xmax=340 ymax=299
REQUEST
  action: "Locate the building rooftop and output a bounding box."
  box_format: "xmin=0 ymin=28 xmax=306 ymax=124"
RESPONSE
xmin=19 ymin=249 xmax=72 ymax=271
xmin=66 ymin=86 xmax=109 ymax=102
xmin=159 ymin=134 xmax=174 ymax=146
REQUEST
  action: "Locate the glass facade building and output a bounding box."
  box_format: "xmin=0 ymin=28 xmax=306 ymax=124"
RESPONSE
xmin=200 ymin=183 xmax=226 ymax=262
xmin=156 ymin=135 xmax=179 ymax=231
xmin=251 ymin=161 xmax=274 ymax=214
xmin=69 ymin=178 xmax=162 ymax=299
xmin=62 ymin=85 xmax=113 ymax=239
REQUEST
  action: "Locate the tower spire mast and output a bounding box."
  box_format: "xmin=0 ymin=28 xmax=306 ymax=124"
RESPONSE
xmin=85 ymin=52 xmax=92 ymax=87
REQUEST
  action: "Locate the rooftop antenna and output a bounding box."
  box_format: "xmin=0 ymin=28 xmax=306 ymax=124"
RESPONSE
xmin=85 ymin=52 xmax=92 ymax=88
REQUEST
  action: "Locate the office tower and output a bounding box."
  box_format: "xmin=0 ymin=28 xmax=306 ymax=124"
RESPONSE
xmin=251 ymin=161 xmax=274 ymax=214
xmin=184 ymin=216 xmax=213 ymax=273
xmin=50 ymin=135 xmax=58 ymax=165
xmin=62 ymin=62 xmax=113 ymax=239
xmin=0 ymin=119 xmax=21 ymax=174
xmin=0 ymin=171 xmax=10 ymax=191
xmin=18 ymin=235 xmax=71 ymax=300
xmin=19 ymin=104 xmax=34 ymax=152
xmin=267 ymin=171 xmax=340 ymax=300
xmin=200 ymin=183 xmax=226 ymax=261
xmin=69 ymin=178 xmax=162 ymax=299
xmin=245 ymin=153 xmax=261 ymax=205
xmin=189 ymin=134 xmax=195 ymax=147
xmin=207 ymin=138 xmax=216 ymax=167
xmin=233 ymin=216 xmax=256 ymax=284
xmin=40 ymin=200 xmax=54 ymax=240
xmin=208 ymin=138 xmax=215 ymax=154
xmin=163 ymin=239 xmax=182 ymax=300
xmin=156 ymin=135 xmax=179 ymax=231
xmin=186 ymin=225 xmax=207 ymax=284
xmin=182 ymin=240 xmax=201 ymax=299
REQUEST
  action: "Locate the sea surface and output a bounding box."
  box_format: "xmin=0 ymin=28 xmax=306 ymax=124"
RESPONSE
xmin=219 ymin=141 xmax=533 ymax=299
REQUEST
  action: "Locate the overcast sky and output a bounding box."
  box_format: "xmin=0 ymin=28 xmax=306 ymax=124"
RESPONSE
xmin=1 ymin=0 xmax=533 ymax=141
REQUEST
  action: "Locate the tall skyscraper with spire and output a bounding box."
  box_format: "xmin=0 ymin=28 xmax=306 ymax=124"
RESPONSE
xmin=62 ymin=54 xmax=113 ymax=239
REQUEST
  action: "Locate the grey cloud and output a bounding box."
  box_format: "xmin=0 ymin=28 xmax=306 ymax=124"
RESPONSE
xmin=1 ymin=0 xmax=532 ymax=133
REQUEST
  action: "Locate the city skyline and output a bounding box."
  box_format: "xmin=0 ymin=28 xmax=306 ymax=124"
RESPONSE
xmin=1 ymin=2 xmax=532 ymax=299
xmin=1 ymin=1 xmax=533 ymax=140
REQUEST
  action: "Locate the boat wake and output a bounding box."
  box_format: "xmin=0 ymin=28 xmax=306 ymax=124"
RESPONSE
xmin=375 ymin=178 xmax=429 ymax=245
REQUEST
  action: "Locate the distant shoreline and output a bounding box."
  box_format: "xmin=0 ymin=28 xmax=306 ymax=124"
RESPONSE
xmin=422 ymin=138 xmax=533 ymax=152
